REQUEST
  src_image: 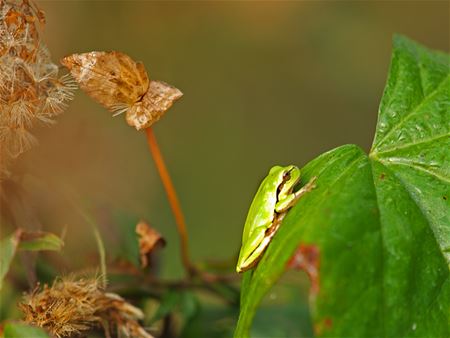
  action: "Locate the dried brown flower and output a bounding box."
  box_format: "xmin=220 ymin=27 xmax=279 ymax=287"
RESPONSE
xmin=0 ymin=0 xmax=76 ymax=178
xmin=19 ymin=276 xmax=153 ymax=338
xmin=136 ymin=220 xmax=166 ymax=268
xmin=126 ymin=80 xmax=183 ymax=130
xmin=61 ymin=51 xmax=182 ymax=130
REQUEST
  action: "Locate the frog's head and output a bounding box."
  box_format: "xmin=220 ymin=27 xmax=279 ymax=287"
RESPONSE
xmin=277 ymin=165 xmax=301 ymax=197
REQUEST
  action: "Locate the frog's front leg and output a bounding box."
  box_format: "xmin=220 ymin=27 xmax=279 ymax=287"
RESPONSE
xmin=275 ymin=176 xmax=317 ymax=213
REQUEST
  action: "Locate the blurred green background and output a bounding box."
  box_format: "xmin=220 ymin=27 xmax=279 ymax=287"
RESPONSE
xmin=14 ymin=1 xmax=449 ymax=279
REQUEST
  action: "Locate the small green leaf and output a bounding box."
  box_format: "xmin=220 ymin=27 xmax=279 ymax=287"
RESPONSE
xmin=151 ymin=290 xmax=200 ymax=334
xmin=179 ymin=291 xmax=200 ymax=323
xmin=151 ymin=290 xmax=182 ymax=324
xmin=18 ymin=231 xmax=64 ymax=251
xmin=0 ymin=230 xmax=64 ymax=289
xmin=0 ymin=231 xmax=20 ymax=290
xmin=235 ymin=35 xmax=449 ymax=337
xmin=181 ymin=303 xmax=238 ymax=338
xmin=3 ymin=322 xmax=49 ymax=338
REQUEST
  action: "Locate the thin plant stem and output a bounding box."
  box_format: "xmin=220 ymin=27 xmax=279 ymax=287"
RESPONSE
xmin=145 ymin=127 xmax=193 ymax=275
xmin=70 ymin=198 xmax=108 ymax=288
xmin=93 ymin=227 xmax=107 ymax=288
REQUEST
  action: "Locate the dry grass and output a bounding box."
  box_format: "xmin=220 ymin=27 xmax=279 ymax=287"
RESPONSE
xmin=19 ymin=276 xmax=153 ymax=338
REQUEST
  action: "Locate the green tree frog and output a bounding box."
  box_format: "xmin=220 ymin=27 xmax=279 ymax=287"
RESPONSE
xmin=236 ymin=165 xmax=317 ymax=273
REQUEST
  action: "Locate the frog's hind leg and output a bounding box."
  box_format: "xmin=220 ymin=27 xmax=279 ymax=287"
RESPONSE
xmin=275 ymin=176 xmax=317 ymax=213
xmin=237 ymin=226 xmax=268 ymax=272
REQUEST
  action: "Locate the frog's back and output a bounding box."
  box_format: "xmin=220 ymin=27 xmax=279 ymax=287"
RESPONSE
xmin=242 ymin=166 xmax=288 ymax=241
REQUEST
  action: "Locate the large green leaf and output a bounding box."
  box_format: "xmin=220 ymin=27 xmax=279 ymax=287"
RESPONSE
xmin=235 ymin=35 xmax=449 ymax=337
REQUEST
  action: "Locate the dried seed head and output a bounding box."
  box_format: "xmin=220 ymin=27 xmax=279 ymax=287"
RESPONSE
xmin=19 ymin=276 xmax=153 ymax=338
xmin=0 ymin=0 xmax=76 ymax=179
xmin=61 ymin=51 xmax=182 ymax=130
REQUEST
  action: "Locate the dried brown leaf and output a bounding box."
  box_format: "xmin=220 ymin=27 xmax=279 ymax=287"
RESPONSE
xmin=126 ymin=80 xmax=183 ymax=130
xmin=61 ymin=51 xmax=149 ymax=115
xmin=136 ymin=221 xmax=166 ymax=268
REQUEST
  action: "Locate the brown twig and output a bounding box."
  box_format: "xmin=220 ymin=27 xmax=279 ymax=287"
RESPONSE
xmin=108 ymin=276 xmax=240 ymax=307
xmin=144 ymin=128 xmax=193 ymax=276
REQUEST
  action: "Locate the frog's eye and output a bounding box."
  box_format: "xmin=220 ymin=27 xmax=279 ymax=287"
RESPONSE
xmin=284 ymin=167 xmax=296 ymax=180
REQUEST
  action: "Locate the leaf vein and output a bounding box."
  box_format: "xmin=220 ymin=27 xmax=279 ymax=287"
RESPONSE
xmin=375 ymin=74 xmax=449 ymax=152
xmin=380 ymin=159 xmax=450 ymax=266
xmin=369 ymin=162 xmax=386 ymax=338
xmin=380 ymin=158 xmax=450 ymax=184
xmin=373 ymin=132 xmax=450 ymax=156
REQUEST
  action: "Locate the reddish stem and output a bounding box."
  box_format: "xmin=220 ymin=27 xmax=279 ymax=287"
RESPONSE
xmin=145 ymin=128 xmax=193 ymax=275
